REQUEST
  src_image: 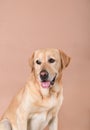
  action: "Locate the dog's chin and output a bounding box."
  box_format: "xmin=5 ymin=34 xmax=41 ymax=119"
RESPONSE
xmin=40 ymin=74 xmax=57 ymax=89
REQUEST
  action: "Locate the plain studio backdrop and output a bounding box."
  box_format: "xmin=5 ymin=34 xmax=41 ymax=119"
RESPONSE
xmin=0 ymin=0 xmax=90 ymax=130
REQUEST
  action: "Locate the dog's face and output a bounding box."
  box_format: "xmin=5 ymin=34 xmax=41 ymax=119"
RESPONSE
xmin=30 ymin=49 xmax=70 ymax=89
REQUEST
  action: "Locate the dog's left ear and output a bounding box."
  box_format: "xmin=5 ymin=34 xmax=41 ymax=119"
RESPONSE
xmin=59 ymin=50 xmax=71 ymax=69
xmin=29 ymin=52 xmax=34 ymax=72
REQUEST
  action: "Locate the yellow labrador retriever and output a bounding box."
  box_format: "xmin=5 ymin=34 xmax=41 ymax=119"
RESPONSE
xmin=0 ymin=48 xmax=70 ymax=130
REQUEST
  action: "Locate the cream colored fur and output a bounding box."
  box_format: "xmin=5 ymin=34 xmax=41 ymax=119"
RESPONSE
xmin=0 ymin=48 xmax=70 ymax=130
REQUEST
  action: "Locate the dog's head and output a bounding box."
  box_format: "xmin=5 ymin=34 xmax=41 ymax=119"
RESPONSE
xmin=29 ymin=48 xmax=70 ymax=89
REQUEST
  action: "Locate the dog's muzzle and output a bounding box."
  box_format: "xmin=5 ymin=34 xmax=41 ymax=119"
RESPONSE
xmin=50 ymin=74 xmax=57 ymax=85
xmin=40 ymin=70 xmax=57 ymax=88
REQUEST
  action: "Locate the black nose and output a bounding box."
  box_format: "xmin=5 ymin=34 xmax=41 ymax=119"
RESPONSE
xmin=40 ymin=70 xmax=49 ymax=81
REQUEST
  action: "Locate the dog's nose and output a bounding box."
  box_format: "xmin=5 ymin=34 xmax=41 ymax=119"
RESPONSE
xmin=40 ymin=70 xmax=49 ymax=81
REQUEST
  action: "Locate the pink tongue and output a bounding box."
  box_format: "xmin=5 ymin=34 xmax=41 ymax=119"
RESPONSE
xmin=41 ymin=81 xmax=50 ymax=88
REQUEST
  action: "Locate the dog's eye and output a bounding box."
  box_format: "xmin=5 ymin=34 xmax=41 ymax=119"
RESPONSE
xmin=36 ymin=60 xmax=41 ymax=65
xmin=48 ymin=58 xmax=55 ymax=63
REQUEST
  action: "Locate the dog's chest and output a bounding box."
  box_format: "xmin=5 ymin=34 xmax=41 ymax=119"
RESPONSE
xmin=29 ymin=111 xmax=52 ymax=130
xmin=28 ymin=95 xmax=60 ymax=130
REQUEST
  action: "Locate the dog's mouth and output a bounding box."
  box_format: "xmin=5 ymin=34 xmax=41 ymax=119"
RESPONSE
xmin=41 ymin=74 xmax=57 ymax=88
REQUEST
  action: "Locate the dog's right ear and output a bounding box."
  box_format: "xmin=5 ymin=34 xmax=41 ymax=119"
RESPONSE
xmin=29 ymin=52 xmax=34 ymax=72
xmin=59 ymin=50 xmax=71 ymax=69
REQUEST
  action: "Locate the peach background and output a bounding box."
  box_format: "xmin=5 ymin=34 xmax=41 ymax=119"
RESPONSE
xmin=0 ymin=0 xmax=90 ymax=130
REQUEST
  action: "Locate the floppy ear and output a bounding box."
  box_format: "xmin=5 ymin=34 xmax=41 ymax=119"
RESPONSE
xmin=60 ymin=50 xmax=71 ymax=69
xmin=29 ymin=52 xmax=34 ymax=72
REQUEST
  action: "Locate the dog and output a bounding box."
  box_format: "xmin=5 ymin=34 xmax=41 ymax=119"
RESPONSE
xmin=0 ymin=48 xmax=70 ymax=130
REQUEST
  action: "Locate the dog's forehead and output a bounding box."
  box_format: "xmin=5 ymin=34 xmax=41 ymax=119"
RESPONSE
xmin=34 ymin=49 xmax=60 ymax=59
